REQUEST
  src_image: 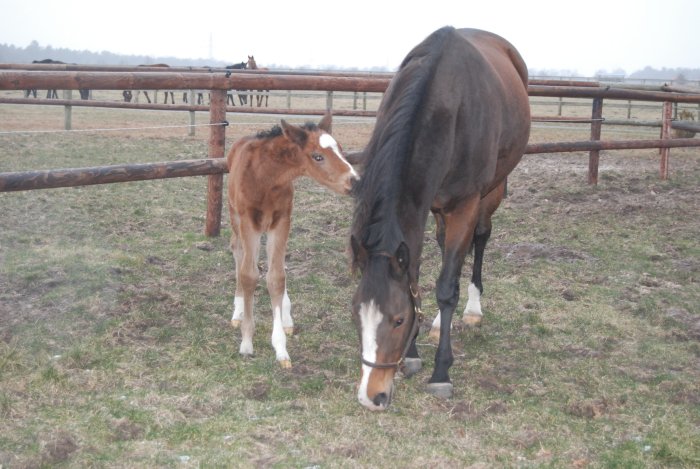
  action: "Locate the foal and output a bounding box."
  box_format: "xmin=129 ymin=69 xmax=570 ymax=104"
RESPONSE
xmin=227 ymin=113 xmax=358 ymax=367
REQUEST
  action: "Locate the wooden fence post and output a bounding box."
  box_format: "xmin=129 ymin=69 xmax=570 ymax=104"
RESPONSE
xmin=659 ymin=101 xmax=672 ymax=180
xmin=205 ymin=89 xmax=226 ymax=237
xmin=63 ymin=89 xmax=72 ymax=130
xmin=188 ymin=90 xmax=196 ymax=137
xmin=588 ymin=97 xmax=603 ymax=184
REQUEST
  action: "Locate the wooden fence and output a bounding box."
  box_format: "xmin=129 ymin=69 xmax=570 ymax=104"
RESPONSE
xmin=1 ymin=67 xmax=700 ymax=236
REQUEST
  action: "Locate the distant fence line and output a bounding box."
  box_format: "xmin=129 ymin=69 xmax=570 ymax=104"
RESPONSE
xmin=1 ymin=68 xmax=700 ymax=236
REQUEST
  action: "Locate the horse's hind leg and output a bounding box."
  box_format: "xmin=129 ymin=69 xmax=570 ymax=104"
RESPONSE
xmin=428 ymin=194 xmax=481 ymax=398
xmin=232 ymin=222 xmax=261 ymax=357
xmin=266 ymin=215 xmax=293 ymax=368
xmin=463 ymin=180 xmax=506 ymax=327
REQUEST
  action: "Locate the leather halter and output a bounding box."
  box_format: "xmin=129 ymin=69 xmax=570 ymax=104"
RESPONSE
xmin=359 ymin=252 xmax=425 ymax=371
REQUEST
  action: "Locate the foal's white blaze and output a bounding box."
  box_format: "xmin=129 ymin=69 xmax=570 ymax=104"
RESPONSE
xmin=319 ymin=133 xmax=359 ymax=179
xmin=357 ymin=300 xmax=385 ymax=410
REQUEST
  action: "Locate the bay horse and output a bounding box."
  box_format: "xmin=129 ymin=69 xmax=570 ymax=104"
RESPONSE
xmin=227 ymin=112 xmax=358 ymax=368
xmin=349 ymin=27 xmax=530 ymax=410
xmin=246 ymin=55 xmax=269 ymax=107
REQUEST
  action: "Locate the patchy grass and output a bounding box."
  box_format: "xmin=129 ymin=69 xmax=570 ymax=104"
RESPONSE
xmin=1 ymin=104 xmax=699 ymax=468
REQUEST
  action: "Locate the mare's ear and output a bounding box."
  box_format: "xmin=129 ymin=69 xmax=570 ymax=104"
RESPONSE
xmin=318 ymin=111 xmax=332 ymax=133
xmin=392 ymin=242 xmax=410 ymax=274
xmin=350 ymin=235 xmax=368 ymax=275
xmin=281 ymin=119 xmax=308 ymax=147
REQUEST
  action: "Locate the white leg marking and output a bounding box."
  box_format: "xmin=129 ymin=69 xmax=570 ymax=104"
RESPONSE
xmin=231 ymin=296 xmax=244 ymax=322
xmin=431 ymin=311 xmax=442 ymax=331
xmin=271 ymin=306 xmax=291 ymax=367
xmin=357 ymin=300 xmax=387 ymax=410
xmin=281 ymin=289 xmax=293 ymax=331
xmin=464 ymin=283 xmax=483 ymax=317
xmin=463 ymin=283 xmax=483 ymax=327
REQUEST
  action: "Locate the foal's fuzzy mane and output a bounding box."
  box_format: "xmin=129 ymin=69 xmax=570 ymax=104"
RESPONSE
xmin=255 ymin=122 xmax=320 ymax=140
xmin=351 ymin=26 xmax=454 ymax=253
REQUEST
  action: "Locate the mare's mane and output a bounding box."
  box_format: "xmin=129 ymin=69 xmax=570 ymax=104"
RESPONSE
xmin=352 ymin=26 xmax=455 ymax=252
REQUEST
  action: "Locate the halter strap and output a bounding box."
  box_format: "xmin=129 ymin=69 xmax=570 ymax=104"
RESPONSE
xmin=360 ymin=263 xmax=424 ymax=371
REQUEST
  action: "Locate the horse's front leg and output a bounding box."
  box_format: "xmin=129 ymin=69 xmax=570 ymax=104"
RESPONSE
xmin=428 ymin=196 xmax=480 ymax=398
xmin=266 ymin=215 xmax=293 ymax=368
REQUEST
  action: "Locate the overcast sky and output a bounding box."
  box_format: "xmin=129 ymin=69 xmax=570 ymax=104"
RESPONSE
xmin=1 ymin=0 xmax=697 ymax=76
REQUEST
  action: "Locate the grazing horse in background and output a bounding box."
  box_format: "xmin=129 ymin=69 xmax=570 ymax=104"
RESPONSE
xmin=246 ymin=55 xmax=269 ymax=107
xmin=225 ymin=61 xmax=248 ymax=106
xmin=350 ymin=27 xmax=530 ymax=410
xmin=26 ymin=59 xmax=90 ymax=100
xmin=124 ymin=64 xmax=174 ymax=103
xmin=227 ymin=112 xmax=358 ymax=368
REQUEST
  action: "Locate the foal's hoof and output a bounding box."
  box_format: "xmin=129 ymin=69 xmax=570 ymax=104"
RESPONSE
xmin=279 ymin=359 xmax=292 ymax=369
xmin=284 ymin=327 xmax=294 ymax=336
xmin=402 ymin=358 xmax=422 ymax=378
xmin=428 ymin=327 xmax=441 ymax=341
xmin=462 ymin=313 xmax=483 ymax=328
xmin=231 ymin=319 xmax=241 ymax=329
xmin=426 ymin=382 xmax=453 ymax=399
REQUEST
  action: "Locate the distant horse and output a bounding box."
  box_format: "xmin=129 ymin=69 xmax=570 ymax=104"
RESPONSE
xmin=227 ymin=112 xmax=358 ymax=368
xmin=225 ymin=61 xmax=248 ymax=106
xmin=26 ymin=59 xmax=90 ymax=100
xmin=246 ymin=55 xmax=269 ymax=107
xmin=124 ymin=64 xmax=174 ymax=103
xmin=349 ymin=27 xmax=530 ymax=410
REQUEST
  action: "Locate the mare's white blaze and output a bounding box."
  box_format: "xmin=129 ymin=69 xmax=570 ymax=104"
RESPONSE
xmin=464 ymin=283 xmax=483 ymax=317
xmin=319 ymin=133 xmax=359 ymax=178
xmin=232 ymin=296 xmax=244 ymax=321
xmin=357 ymin=300 xmax=384 ymax=409
xmin=271 ymin=306 xmax=290 ymax=362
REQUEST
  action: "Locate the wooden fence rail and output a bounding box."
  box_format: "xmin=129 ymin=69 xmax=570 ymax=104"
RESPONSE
xmin=2 ymin=69 xmax=700 ymax=236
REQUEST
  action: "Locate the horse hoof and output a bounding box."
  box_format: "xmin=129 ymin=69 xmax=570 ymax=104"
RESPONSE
xmin=402 ymin=358 xmax=422 ymax=378
xmin=284 ymin=327 xmax=294 ymax=336
xmin=279 ymin=359 xmax=292 ymax=369
xmin=231 ymin=319 xmax=241 ymax=329
xmin=426 ymin=382 xmax=453 ymax=399
xmin=462 ymin=313 xmax=483 ymax=327
xmin=428 ymin=327 xmax=441 ymax=341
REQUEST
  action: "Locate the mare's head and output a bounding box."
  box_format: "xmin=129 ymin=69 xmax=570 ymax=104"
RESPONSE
xmin=350 ymin=237 xmax=421 ymax=411
xmin=279 ymin=113 xmax=358 ymax=195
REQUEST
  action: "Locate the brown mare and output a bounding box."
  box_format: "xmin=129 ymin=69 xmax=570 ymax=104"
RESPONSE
xmin=246 ymin=55 xmax=269 ymax=107
xmin=227 ymin=113 xmax=358 ymax=367
xmin=350 ymin=27 xmax=530 ymax=410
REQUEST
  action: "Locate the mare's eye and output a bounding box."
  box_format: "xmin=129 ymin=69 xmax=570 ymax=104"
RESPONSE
xmin=312 ymin=153 xmax=324 ymax=162
xmin=394 ymin=317 xmax=404 ymax=328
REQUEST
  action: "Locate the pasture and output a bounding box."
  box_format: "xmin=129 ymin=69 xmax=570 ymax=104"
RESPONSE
xmin=1 ymin=102 xmax=699 ymax=467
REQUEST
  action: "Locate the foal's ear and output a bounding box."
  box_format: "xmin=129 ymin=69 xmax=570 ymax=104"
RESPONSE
xmin=318 ymin=112 xmax=332 ymax=133
xmin=281 ymin=119 xmax=308 ymax=147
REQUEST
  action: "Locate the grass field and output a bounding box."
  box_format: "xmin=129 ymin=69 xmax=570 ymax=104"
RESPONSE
xmin=1 ymin=102 xmax=699 ymax=468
